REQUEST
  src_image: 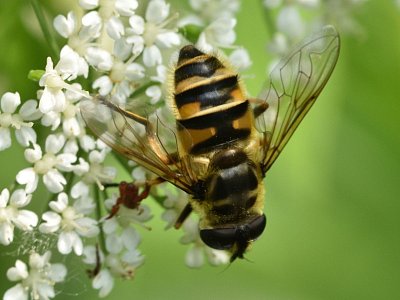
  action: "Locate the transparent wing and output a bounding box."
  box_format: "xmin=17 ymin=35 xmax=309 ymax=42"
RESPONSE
xmin=256 ymin=25 xmax=340 ymax=173
xmin=80 ymin=97 xmax=197 ymax=194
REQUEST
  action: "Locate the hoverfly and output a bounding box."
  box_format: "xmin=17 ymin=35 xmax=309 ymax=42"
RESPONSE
xmin=81 ymin=26 xmax=340 ymax=262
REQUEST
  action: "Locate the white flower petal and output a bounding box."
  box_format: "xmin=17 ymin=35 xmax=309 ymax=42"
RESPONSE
xmin=45 ymin=134 xmax=65 ymax=154
xmin=29 ymin=251 xmax=51 ymax=269
xmin=79 ymin=134 xmax=96 ymax=152
xmin=156 ymin=31 xmax=180 ymax=48
xmin=19 ymin=100 xmax=42 ymax=121
xmin=24 ymin=143 xmax=42 ymax=163
xmin=115 ymin=0 xmax=138 ymax=16
xmin=143 ymin=45 xmax=162 ymax=67
xmin=206 ymin=248 xmax=230 ymax=266
xmin=185 ymin=245 xmax=204 ymax=268
xmin=9 ymin=189 xmax=31 ymax=207
xmin=7 ymin=260 xmax=28 ymax=281
xmin=13 ymin=210 xmax=38 ymax=231
xmin=39 ymin=87 xmax=56 ymax=113
xmin=75 ymin=217 xmax=99 ymax=237
xmin=15 ymin=127 xmax=37 ymax=148
xmin=49 ymin=192 xmax=68 ymax=212
xmin=0 ymin=221 xmax=14 ymax=245
xmin=53 ymin=12 xmax=76 ymax=38
xmin=71 ymin=181 xmax=89 ymax=199
xmin=103 ymin=218 xmax=118 ymax=234
xmin=0 ymin=188 xmax=10 ymax=207
xmin=121 ymin=227 xmax=140 ymax=251
xmin=93 ymin=76 xmax=113 ymax=96
xmin=39 ymin=211 xmax=62 ymax=233
xmin=93 ymin=269 xmax=114 ymax=298
xmin=0 ymin=127 xmax=12 ymax=151
xmin=64 ymin=139 xmax=79 ymax=155
xmin=16 ymin=168 xmax=39 ymax=194
xmin=4 ymin=283 xmax=28 ymax=300
xmin=106 ymin=16 xmax=125 ymax=40
xmin=56 ymin=153 xmax=77 ymax=171
xmin=56 ymin=46 xmax=89 ymax=80
xmin=277 ymin=6 xmax=305 ymax=39
xmin=79 ymin=0 xmax=99 ymax=10
xmin=229 ymin=48 xmax=252 ymax=71
xmin=126 ymin=35 xmax=144 ymax=57
xmin=49 ymin=263 xmax=67 ymax=282
xmin=146 ymin=85 xmax=161 ymax=104
xmin=146 ymin=0 xmax=169 ymax=24
xmin=41 ymin=111 xmax=61 ymax=129
xmin=62 ymin=117 xmax=81 ymax=137
xmin=43 ymin=169 xmax=66 ymax=193
xmin=106 ymin=234 xmax=123 ymax=254
xmin=58 ymin=231 xmax=74 ymax=254
xmin=121 ymin=249 xmax=144 ymax=266
xmin=1 ymin=92 xmax=21 ymax=113
xmin=128 ymin=15 xmax=145 ymax=34
xmin=85 ymin=47 xmax=113 ymax=71
xmin=125 ymin=63 xmax=145 ymax=80
xmin=82 ymin=10 xmax=101 ymax=27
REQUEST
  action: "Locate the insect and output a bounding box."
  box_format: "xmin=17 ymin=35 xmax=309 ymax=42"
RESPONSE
xmin=81 ymin=25 xmax=340 ymax=262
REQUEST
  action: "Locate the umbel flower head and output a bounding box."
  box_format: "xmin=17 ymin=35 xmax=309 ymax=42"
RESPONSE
xmin=4 ymin=251 xmax=67 ymax=300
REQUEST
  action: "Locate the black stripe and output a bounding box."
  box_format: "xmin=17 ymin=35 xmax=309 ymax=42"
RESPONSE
xmin=175 ymin=56 xmax=223 ymax=84
xmin=178 ymin=101 xmax=250 ymax=154
xmin=190 ymin=128 xmax=250 ymax=155
xmin=175 ymin=75 xmax=238 ymax=109
xmin=178 ymin=100 xmax=248 ymax=129
xmin=211 ymin=149 xmax=248 ymax=170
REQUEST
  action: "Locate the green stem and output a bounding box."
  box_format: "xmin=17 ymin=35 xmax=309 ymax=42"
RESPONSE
xmin=130 ymin=81 xmax=160 ymax=100
xmin=94 ymin=186 xmax=107 ymax=254
xmin=64 ymin=172 xmax=75 ymax=195
xmin=30 ymin=0 xmax=60 ymax=59
xmin=261 ymin=3 xmax=276 ymax=38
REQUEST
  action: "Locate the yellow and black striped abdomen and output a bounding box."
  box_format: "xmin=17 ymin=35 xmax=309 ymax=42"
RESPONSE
xmin=174 ymin=45 xmax=253 ymax=155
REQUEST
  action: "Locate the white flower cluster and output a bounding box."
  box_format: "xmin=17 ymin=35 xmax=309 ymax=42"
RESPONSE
xmin=263 ymin=0 xmax=369 ymax=71
xmin=0 ymin=0 xmax=248 ymax=298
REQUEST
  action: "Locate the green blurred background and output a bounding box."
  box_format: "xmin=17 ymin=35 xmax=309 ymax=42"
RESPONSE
xmin=1 ymin=1 xmax=399 ymax=299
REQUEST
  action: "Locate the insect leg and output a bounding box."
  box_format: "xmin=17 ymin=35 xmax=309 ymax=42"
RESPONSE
xmin=249 ymin=98 xmax=269 ymax=118
xmin=174 ymin=203 xmax=193 ymax=229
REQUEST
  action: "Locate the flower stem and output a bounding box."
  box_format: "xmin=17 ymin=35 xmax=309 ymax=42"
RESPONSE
xmin=30 ymin=0 xmax=60 ymax=60
xmin=261 ymin=3 xmax=276 ymax=38
xmin=130 ymin=81 xmax=160 ymax=100
xmin=94 ymin=186 xmax=107 ymax=254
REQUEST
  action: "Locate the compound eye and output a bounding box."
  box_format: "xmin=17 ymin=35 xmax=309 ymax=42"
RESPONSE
xmin=247 ymin=214 xmax=267 ymax=240
xmin=200 ymin=227 xmax=236 ymax=250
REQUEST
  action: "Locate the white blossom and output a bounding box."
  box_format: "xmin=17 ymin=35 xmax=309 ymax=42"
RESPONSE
xmin=16 ymin=134 xmax=76 ymax=193
xmin=83 ymin=244 xmax=144 ymax=297
xmin=39 ymin=192 xmax=99 ymax=255
xmin=126 ymin=0 xmax=181 ymax=67
xmin=72 ymin=147 xmax=116 ymax=190
xmin=39 ymin=57 xmax=89 ymax=114
xmin=0 ymin=188 xmax=38 ymax=245
xmin=0 ymin=92 xmax=41 ymax=150
xmin=4 ymin=251 xmax=67 ymax=300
